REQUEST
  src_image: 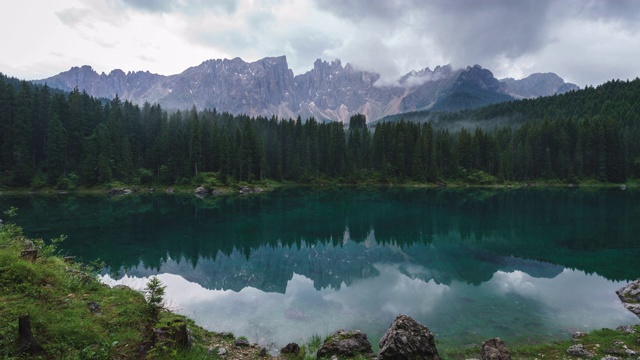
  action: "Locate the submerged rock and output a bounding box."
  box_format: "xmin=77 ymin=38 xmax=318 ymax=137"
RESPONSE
xmin=481 ymin=338 xmax=511 ymax=360
xmin=317 ymin=329 xmax=374 ymax=359
xmin=616 ymin=279 xmax=640 ymax=318
xmin=379 ymin=314 xmax=441 ymax=360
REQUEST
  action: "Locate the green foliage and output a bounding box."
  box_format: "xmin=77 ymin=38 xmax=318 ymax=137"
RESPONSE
xmin=2 ymin=75 xmax=640 ymax=189
xmin=145 ymin=276 xmax=166 ymax=323
xmin=30 ymin=171 xmax=47 ymax=189
xmin=3 ymin=206 xmax=18 ymax=218
xmin=137 ymin=167 xmax=154 ymax=185
xmin=33 ymin=233 xmax=67 ymax=258
xmin=56 ymin=172 xmax=79 ymax=190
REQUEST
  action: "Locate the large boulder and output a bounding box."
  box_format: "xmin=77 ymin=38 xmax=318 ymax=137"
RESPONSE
xmin=108 ymin=188 xmax=132 ymax=196
xmin=316 ymin=329 xmax=374 ymax=359
xmin=616 ymin=279 xmax=640 ymax=318
xmin=194 ymin=186 xmax=210 ymax=195
xmin=481 ymin=338 xmax=511 ymax=360
xmin=379 ymin=314 xmax=441 ymax=360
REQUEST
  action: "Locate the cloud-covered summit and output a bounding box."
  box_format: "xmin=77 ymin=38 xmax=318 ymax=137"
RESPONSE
xmin=1 ymin=0 xmax=640 ymax=87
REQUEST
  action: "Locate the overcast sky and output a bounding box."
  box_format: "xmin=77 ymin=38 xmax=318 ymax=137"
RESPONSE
xmin=1 ymin=0 xmax=639 ymax=87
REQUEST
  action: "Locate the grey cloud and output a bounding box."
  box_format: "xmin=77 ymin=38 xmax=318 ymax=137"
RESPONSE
xmin=56 ymin=8 xmax=91 ymax=28
xmin=316 ymin=0 xmax=555 ymax=66
xmin=578 ymin=0 xmax=640 ymax=25
xmin=285 ymin=33 xmax=342 ymax=74
xmin=120 ymin=0 xmax=237 ymax=15
xmin=121 ymin=0 xmax=172 ymax=13
xmin=424 ymin=1 xmax=554 ymax=63
xmin=315 ymin=0 xmax=411 ymax=22
xmin=192 ymin=30 xmax=255 ymax=52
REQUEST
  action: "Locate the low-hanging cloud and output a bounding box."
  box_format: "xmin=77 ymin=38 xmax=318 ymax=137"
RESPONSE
xmin=313 ymin=0 xmax=640 ymax=84
xmin=11 ymin=0 xmax=640 ymax=85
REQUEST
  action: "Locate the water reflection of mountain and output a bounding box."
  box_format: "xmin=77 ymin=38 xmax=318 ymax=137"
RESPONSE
xmin=5 ymin=188 xmax=640 ymax=284
xmin=112 ymin=239 xmax=565 ymax=293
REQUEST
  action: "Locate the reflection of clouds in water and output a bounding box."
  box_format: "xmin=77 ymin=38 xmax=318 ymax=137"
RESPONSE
xmin=99 ymin=265 xmax=638 ymax=349
xmin=488 ymin=269 xmax=637 ymax=329
xmin=492 ymin=270 xmax=537 ymax=295
xmin=322 ymin=264 xmax=448 ymax=318
xmin=99 ymin=264 xmax=449 ymax=347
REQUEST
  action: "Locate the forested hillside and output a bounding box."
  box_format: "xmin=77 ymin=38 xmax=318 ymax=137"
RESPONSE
xmin=1 ymin=73 xmax=639 ymax=188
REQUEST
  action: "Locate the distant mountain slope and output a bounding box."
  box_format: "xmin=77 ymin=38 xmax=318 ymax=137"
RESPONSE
xmin=501 ymin=72 xmax=579 ymax=99
xmin=373 ymin=78 xmax=640 ymax=132
xmin=35 ymin=57 xmax=576 ymax=122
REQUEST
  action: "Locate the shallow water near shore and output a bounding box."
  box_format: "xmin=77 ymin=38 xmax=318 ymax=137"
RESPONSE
xmin=3 ymin=188 xmax=639 ymax=349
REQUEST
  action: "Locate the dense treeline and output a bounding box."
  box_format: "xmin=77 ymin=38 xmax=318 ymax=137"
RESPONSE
xmin=1 ymin=73 xmax=639 ymax=188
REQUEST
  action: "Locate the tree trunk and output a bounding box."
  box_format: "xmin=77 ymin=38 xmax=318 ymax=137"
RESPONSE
xmin=18 ymin=315 xmax=46 ymax=356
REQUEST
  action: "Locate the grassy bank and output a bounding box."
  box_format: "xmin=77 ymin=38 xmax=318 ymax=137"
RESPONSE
xmin=1 ymin=209 xmax=638 ymax=359
xmin=0 ymin=212 xmax=269 ymax=359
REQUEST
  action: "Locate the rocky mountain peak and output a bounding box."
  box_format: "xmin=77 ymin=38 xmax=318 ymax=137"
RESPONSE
xmin=36 ymin=57 xmax=578 ymax=122
xmin=457 ymin=65 xmax=507 ymax=93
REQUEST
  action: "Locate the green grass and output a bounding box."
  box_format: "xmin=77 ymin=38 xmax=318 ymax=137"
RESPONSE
xmin=0 ymin=215 xmax=233 ymax=359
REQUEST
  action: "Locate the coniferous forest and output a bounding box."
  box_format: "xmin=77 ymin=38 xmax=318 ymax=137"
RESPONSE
xmin=1 ymin=73 xmax=640 ymax=189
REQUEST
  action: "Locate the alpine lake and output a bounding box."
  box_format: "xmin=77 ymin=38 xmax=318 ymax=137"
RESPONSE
xmin=2 ymin=187 xmax=639 ymax=351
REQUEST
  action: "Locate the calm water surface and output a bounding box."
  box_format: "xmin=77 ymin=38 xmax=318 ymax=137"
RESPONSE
xmin=2 ymin=188 xmax=639 ymax=349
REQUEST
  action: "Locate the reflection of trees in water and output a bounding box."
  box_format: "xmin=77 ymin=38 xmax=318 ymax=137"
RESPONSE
xmin=5 ymin=188 xmax=640 ymax=286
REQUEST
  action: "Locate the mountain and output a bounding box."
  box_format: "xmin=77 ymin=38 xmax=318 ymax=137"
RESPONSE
xmin=501 ymin=72 xmax=579 ymax=99
xmin=35 ymin=57 xmax=575 ymax=122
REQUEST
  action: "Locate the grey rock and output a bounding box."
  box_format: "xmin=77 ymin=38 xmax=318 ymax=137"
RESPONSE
xmin=87 ymin=302 xmax=102 ymax=315
xmin=616 ymin=279 xmax=640 ymax=318
xmin=600 ymin=357 xmax=620 ymax=360
xmin=567 ymin=344 xmax=593 ymax=357
xmin=379 ymin=314 xmax=441 ymax=360
xmin=481 ymin=338 xmax=511 ymax=360
xmin=604 ymin=348 xmax=625 ymax=356
xmin=280 ymin=342 xmax=300 ymax=354
xmin=259 ymin=347 xmax=267 ymax=357
xmin=573 ymin=331 xmax=587 ymax=339
xmin=194 ymin=186 xmax=210 ymax=194
xmin=616 ymin=325 xmax=636 ymax=334
xmin=317 ymin=329 xmax=374 ymax=359
xmin=23 ymin=239 xmax=35 ymax=250
xmin=217 ymin=347 xmax=227 ymax=355
xmin=234 ymin=338 xmax=250 ymax=347
xmin=108 ymin=188 xmax=132 ymax=196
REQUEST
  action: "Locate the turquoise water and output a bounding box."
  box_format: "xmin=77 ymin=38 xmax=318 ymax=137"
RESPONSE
xmin=2 ymin=188 xmax=639 ymax=349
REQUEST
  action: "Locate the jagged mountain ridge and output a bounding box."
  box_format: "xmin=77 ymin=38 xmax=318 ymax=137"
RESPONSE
xmin=35 ymin=56 xmax=577 ymax=122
